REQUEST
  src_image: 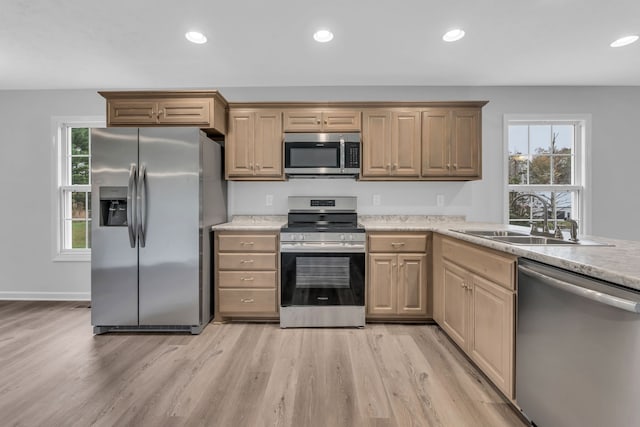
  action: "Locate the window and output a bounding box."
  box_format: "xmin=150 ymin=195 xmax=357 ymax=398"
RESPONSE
xmin=504 ymin=115 xmax=589 ymax=234
xmin=53 ymin=117 xmax=104 ymax=261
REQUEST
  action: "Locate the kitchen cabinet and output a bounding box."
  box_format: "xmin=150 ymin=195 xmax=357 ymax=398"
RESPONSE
xmin=99 ymin=91 xmax=228 ymax=135
xmin=226 ymin=109 xmax=284 ymax=180
xmin=361 ymin=110 xmax=421 ymax=178
xmin=367 ymin=232 xmax=430 ymax=319
xmin=422 ymin=108 xmax=481 ymax=179
xmin=215 ymin=231 xmax=279 ymax=318
xmin=433 ymin=234 xmax=516 ymax=399
xmin=283 ymin=109 xmax=361 ymax=132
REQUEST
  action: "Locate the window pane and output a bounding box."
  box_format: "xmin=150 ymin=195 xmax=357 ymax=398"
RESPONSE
xmin=552 ymin=125 xmax=573 ymax=153
xmin=71 ymin=220 xmax=86 ymax=248
xmin=71 ymin=156 xmax=90 ymax=185
xmin=87 ymin=220 xmax=92 ymax=248
xmin=87 ymin=192 xmax=92 ymax=219
xmin=71 ymin=191 xmax=87 ymax=219
xmin=552 ymin=156 xmax=572 ymax=185
xmin=71 ymin=128 xmax=89 ymax=155
xmin=508 ymin=125 xmax=529 ymax=155
xmin=509 ymin=155 xmax=529 ymax=184
xmin=529 ymin=155 xmax=551 ymax=184
xmin=530 ymin=125 xmax=551 ymax=154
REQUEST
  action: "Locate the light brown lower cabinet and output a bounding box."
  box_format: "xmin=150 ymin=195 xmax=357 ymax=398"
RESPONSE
xmin=434 ymin=234 xmax=516 ymax=399
xmin=215 ymin=231 xmax=279 ymax=318
xmin=367 ymin=232 xmax=430 ymax=319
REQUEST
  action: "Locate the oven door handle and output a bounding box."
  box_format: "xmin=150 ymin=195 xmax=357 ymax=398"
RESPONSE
xmin=280 ymin=242 xmax=365 ymax=253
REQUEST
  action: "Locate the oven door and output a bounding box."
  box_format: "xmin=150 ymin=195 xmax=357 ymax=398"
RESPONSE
xmin=281 ymin=252 xmax=365 ymax=306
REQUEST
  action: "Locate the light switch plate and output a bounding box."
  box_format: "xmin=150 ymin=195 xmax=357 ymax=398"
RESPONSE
xmin=372 ymin=194 xmax=381 ymax=206
xmin=266 ymin=194 xmax=273 ymax=206
xmin=436 ymin=194 xmax=445 ymax=207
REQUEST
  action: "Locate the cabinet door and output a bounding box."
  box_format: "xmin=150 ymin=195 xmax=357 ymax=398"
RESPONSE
xmin=226 ymin=111 xmax=255 ymax=177
xmin=450 ymin=108 xmax=480 ymax=177
xmin=362 ymin=111 xmax=392 ymax=176
xmin=469 ymin=274 xmax=514 ymax=398
xmin=391 ymin=111 xmax=421 ymax=177
xmin=157 ymin=99 xmax=211 ymax=125
xmin=367 ymin=254 xmax=397 ymax=315
xmin=421 ymin=109 xmax=451 ymax=176
xmin=441 ymin=259 xmax=469 ymax=350
xmin=283 ymin=110 xmax=323 ymax=131
xmin=253 ymin=110 xmax=283 ymax=177
xmin=322 ymin=110 xmax=361 ymax=131
xmin=108 ymin=100 xmax=157 ymax=125
xmin=397 ymin=254 xmax=427 ymax=316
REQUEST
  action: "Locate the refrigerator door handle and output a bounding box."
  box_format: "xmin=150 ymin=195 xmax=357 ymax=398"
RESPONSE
xmin=137 ymin=163 xmax=147 ymax=248
xmin=127 ymin=163 xmax=137 ymax=248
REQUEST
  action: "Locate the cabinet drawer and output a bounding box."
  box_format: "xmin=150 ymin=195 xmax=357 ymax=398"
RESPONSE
xmin=368 ymin=234 xmax=428 ymax=253
xmin=218 ymin=253 xmax=277 ymax=270
xmin=219 ymin=289 xmax=277 ymax=314
xmin=441 ymin=237 xmax=515 ymax=290
xmin=218 ymin=234 xmax=278 ymax=252
xmin=218 ymin=271 xmax=277 ymax=289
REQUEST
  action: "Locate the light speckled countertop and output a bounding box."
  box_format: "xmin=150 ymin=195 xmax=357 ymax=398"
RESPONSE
xmin=214 ymin=215 xmax=640 ymax=290
xmin=212 ymin=215 xmax=287 ymax=231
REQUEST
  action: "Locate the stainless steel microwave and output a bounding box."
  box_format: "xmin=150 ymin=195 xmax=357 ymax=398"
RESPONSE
xmin=284 ymin=132 xmax=360 ymax=177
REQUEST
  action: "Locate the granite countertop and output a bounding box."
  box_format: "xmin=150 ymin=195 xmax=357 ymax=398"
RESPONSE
xmin=213 ymin=214 xmax=640 ymax=291
xmin=211 ymin=215 xmax=287 ymax=231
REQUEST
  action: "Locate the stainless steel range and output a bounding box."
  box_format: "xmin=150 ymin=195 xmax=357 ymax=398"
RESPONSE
xmin=280 ymin=196 xmax=365 ymax=328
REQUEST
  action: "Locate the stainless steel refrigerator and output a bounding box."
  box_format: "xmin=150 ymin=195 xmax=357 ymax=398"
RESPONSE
xmin=90 ymin=127 xmax=226 ymax=334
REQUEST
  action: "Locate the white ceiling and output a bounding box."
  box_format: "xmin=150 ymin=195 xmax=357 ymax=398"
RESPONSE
xmin=1 ymin=0 xmax=639 ymax=90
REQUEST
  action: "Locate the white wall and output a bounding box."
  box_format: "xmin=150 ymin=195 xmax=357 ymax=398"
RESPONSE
xmin=0 ymin=86 xmax=638 ymax=299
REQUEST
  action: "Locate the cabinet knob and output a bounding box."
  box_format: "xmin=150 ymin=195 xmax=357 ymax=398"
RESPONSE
xmin=240 ymin=259 xmax=254 ymax=264
xmin=240 ymin=241 xmax=255 ymax=246
xmin=240 ymin=298 xmax=254 ymax=303
xmin=240 ymin=276 xmax=255 ymax=281
xmin=453 ymin=163 xmax=458 ymax=169
xmin=255 ymin=163 xmax=261 ymax=170
xmin=391 ymin=242 xmax=405 ymax=247
xmin=393 ymin=163 xmax=398 ymax=170
xmin=317 ymin=119 xmax=321 ymax=124
xmin=447 ymin=163 xmax=451 ymax=169
xmin=387 ymin=163 xmax=391 ymax=170
xmin=157 ymin=109 xmax=164 ymax=118
xmin=249 ymin=162 xmax=254 ymax=170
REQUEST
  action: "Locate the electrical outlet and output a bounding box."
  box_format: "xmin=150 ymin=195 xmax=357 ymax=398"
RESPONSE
xmin=372 ymin=194 xmax=381 ymax=206
xmin=436 ymin=194 xmax=445 ymax=207
xmin=265 ymin=194 xmax=273 ymax=207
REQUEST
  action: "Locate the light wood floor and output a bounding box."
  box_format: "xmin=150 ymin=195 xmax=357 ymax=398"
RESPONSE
xmin=0 ymin=301 xmax=526 ymax=427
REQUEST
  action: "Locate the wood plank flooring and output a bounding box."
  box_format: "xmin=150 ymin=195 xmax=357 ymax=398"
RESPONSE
xmin=0 ymin=301 xmax=527 ymax=427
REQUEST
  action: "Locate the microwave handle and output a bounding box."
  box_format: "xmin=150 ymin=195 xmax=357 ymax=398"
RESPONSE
xmin=340 ymin=138 xmax=345 ymax=171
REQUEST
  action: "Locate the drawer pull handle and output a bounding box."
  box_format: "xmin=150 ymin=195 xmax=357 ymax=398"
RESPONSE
xmin=241 ymin=241 xmax=255 ymax=246
xmin=241 ymin=298 xmax=254 ymax=303
xmin=240 ymin=259 xmax=255 ymax=264
xmin=240 ymin=277 xmax=255 ymax=281
xmin=391 ymin=242 xmax=405 ymax=247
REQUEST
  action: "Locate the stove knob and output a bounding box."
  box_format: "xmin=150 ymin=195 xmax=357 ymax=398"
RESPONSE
xmin=340 ymin=234 xmax=346 ymax=241
xmin=349 ymin=234 xmax=354 ymax=241
xmin=298 ymin=234 xmax=305 ymax=241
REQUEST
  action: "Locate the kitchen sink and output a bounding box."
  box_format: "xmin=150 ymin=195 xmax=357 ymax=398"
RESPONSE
xmin=492 ymin=235 xmax=577 ymax=245
xmin=450 ymin=229 xmax=612 ymax=246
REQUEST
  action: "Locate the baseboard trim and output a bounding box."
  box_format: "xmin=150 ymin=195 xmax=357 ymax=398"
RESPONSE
xmin=0 ymin=292 xmax=90 ymax=301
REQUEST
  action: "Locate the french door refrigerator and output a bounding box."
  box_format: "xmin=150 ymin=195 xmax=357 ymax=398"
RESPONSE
xmin=90 ymin=127 xmax=226 ymax=334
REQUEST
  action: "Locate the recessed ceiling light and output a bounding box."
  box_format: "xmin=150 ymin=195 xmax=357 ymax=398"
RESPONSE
xmin=185 ymin=31 xmax=207 ymax=44
xmin=313 ymin=29 xmax=334 ymax=43
xmin=442 ymin=28 xmax=465 ymax=42
xmin=610 ymin=35 xmax=638 ymax=48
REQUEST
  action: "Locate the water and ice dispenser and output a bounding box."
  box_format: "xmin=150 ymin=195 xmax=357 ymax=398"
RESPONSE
xmin=99 ymin=187 xmax=128 ymax=226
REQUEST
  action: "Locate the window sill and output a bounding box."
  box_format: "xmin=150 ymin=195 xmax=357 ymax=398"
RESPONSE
xmin=53 ymin=251 xmax=91 ymax=263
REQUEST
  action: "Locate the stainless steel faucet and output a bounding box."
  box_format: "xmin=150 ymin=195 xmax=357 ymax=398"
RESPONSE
xmin=565 ymin=218 xmax=579 ymax=242
xmin=510 ymin=193 xmax=552 ymax=236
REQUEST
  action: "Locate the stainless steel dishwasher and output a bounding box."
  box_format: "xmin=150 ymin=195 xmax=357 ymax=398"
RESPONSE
xmin=517 ymin=259 xmax=640 ymax=427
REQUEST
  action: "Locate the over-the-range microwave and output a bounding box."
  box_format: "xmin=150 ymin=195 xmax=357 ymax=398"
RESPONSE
xmin=283 ymin=132 xmax=360 ymax=178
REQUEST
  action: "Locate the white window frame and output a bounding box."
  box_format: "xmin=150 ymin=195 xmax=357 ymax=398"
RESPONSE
xmin=51 ymin=116 xmax=104 ymax=262
xmin=503 ymin=114 xmax=592 ymax=234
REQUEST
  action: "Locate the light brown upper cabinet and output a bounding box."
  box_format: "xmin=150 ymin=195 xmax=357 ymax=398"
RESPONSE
xmin=226 ymin=109 xmax=284 ymax=180
xmin=283 ymin=109 xmax=361 ymax=132
xmin=361 ymin=110 xmax=421 ymax=178
xmin=99 ymin=91 xmax=228 ymax=136
xmin=422 ymin=108 xmax=481 ymax=179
